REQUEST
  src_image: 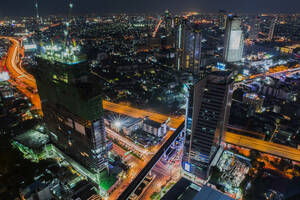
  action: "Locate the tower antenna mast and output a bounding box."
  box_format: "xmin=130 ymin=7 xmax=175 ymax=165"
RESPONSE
xmin=64 ymin=0 xmax=73 ymax=46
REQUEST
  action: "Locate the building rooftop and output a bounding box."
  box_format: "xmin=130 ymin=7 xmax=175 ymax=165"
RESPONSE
xmin=71 ymin=180 xmax=100 ymax=200
xmin=37 ymin=44 xmax=86 ymax=65
xmin=105 ymin=112 xmax=143 ymax=128
xmin=14 ymin=129 xmax=49 ymax=149
xmin=193 ymin=185 xmax=234 ymax=200
xmin=144 ymin=118 xmax=163 ymax=128
xmin=162 ymin=178 xmax=234 ymax=200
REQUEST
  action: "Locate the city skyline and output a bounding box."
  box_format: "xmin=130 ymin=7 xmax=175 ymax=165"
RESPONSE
xmin=1 ymin=0 xmax=300 ymax=16
xmin=1 ymin=4 xmax=300 ymax=200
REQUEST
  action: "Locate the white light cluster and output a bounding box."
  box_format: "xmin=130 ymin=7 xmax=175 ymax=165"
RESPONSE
xmin=0 ymin=72 xmax=10 ymax=82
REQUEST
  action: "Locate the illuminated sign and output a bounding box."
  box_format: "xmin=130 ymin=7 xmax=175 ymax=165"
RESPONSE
xmin=243 ymin=69 xmax=249 ymax=75
xmin=216 ymin=62 xmax=226 ymax=70
xmin=0 ymin=72 xmax=9 ymax=81
xmin=24 ymin=44 xmax=37 ymax=50
xmin=184 ymin=161 xmax=191 ymax=172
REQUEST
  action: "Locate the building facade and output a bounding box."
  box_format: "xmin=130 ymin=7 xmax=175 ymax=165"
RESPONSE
xmin=34 ymin=52 xmax=108 ymax=174
xmin=182 ymin=71 xmax=233 ymax=181
xmin=175 ymin=24 xmax=202 ymax=74
xmin=249 ymin=16 xmax=261 ymax=41
xmin=143 ymin=119 xmax=168 ymax=138
xmin=223 ymin=16 xmax=244 ymax=63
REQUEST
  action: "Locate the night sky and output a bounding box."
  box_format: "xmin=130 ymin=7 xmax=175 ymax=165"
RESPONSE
xmin=1 ymin=0 xmax=300 ymax=16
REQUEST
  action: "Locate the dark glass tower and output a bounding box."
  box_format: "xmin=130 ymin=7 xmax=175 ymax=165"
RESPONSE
xmin=33 ymin=49 xmax=108 ymax=174
xmin=182 ymin=71 xmax=233 ymax=181
xmin=175 ymin=24 xmax=202 ymax=74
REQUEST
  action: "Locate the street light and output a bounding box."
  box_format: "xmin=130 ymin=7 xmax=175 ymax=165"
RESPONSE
xmin=114 ymin=120 xmax=122 ymax=128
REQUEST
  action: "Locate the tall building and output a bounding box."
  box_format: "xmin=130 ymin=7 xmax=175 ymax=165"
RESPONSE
xmin=175 ymin=24 xmax=202 ymax=74
xmin=33 ymin=45 xmax=108 ymax=175
xmin=223 ymin=16 xmax=244 ymax=63
xmin=182 ymin=71 xmax=233 ymax=182
xmin=249 ymin=16 xmax=261 ymax=41
xmin=218 ymin=10 xmax=227 ymax=29
xmin=164 ymin=10 xmax=173 ymax=34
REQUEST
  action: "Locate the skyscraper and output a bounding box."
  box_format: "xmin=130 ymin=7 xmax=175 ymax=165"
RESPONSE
xmin=182 ymin=71 xmax=233 ymax=182
xmin=223 ymin=16 xmax=244 ymax=63
xmin=33 ymin=46 xmax=108 ymax=175
xmin=249 ymin=16 xmax=261 ymax=41
xmin=164 ymin=10 xmax=173 ymax=34
xmin=175 ymin=24 xmax=202 ymax=74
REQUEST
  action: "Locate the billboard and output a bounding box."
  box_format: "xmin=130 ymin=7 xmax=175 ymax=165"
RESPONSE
xmin=184 ymin=161 xmax=191 ymax=172
xmin=75 ymin=122 xmax=85 ymax=136
xmin=24 ymin=44 xmax=37 ymax=50
xmin=229 ymin=30 xmax=242 ymax=50
xmin=0 ymin=72 xmax=9 ymax=81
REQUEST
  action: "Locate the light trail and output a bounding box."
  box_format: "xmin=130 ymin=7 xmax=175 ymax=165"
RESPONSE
xmin=152 ymin=18 xmax=163 ymax=38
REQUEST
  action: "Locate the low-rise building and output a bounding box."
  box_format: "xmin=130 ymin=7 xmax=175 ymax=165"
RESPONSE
xmin=143 ymin=118 xmax=168 ymax=138
xmin=105 ymin=113 xmax=143 ymax=136
xmin=243 ymin=93 xmax=264 ymax=112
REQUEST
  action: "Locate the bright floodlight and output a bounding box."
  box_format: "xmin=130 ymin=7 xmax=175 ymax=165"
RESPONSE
xmin=114 ymin=120 xmax=121 ymax=128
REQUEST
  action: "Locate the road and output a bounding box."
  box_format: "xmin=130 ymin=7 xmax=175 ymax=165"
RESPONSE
xmin=102 ymin=101 xmax=184 ymax=129
xmin=225 ymin=132 xmax=300 ymax=162
xmin=110 ymin=143 xmax=148 ymax=200
xmin=117 ymin=122 xmax=184 ymax=200
xmin=1 ymin=37 xmax=42 ymax=113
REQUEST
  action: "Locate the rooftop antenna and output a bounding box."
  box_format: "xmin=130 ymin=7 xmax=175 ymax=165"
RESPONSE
xmin=34 ymin=0 xmax=42 ymax=52
xmin=64 ymin=0 xmax=73 ymax=46
xmin=34 ymin=0 xmax=39 ymax=19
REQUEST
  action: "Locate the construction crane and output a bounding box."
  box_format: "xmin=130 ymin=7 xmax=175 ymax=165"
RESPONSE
xmin=152 ymin=17 xmax=163 ymax=38
xmin=268 ymin=16 xmax=277 ymax=41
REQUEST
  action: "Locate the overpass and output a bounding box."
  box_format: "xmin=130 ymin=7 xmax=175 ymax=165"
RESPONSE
xmin=225 ymin=132 xmax=300 ymax=162
xmin=117 ymin=122 xmax=185 ymax=200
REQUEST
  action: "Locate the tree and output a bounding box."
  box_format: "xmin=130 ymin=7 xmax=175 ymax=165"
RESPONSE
xmin=210 ymin=166 xmax=222 ymax=184
xmin=278 ymin=159 xmax=292 ymax=171
xmin=249 ymin=149 xmax=260 ymax=161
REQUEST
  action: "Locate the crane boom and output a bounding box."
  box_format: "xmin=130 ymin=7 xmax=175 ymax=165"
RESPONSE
xmin=153 ymin=18 xmax=163 ymax=38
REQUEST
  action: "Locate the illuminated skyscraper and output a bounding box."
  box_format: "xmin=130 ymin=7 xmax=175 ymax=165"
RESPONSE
xmin=33 ymin=46 xmax=108 ymax=175
xmin=223 ymin=16 xmax=244 ymax=63
xmin=175 ymin=24 xmax=202 ymax=74
xmin=182 ymin=71 xmax=233 ymax=181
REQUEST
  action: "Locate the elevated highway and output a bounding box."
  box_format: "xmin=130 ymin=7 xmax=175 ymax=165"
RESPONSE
xmin=225 ymin=132 xmax=300 ymax=162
